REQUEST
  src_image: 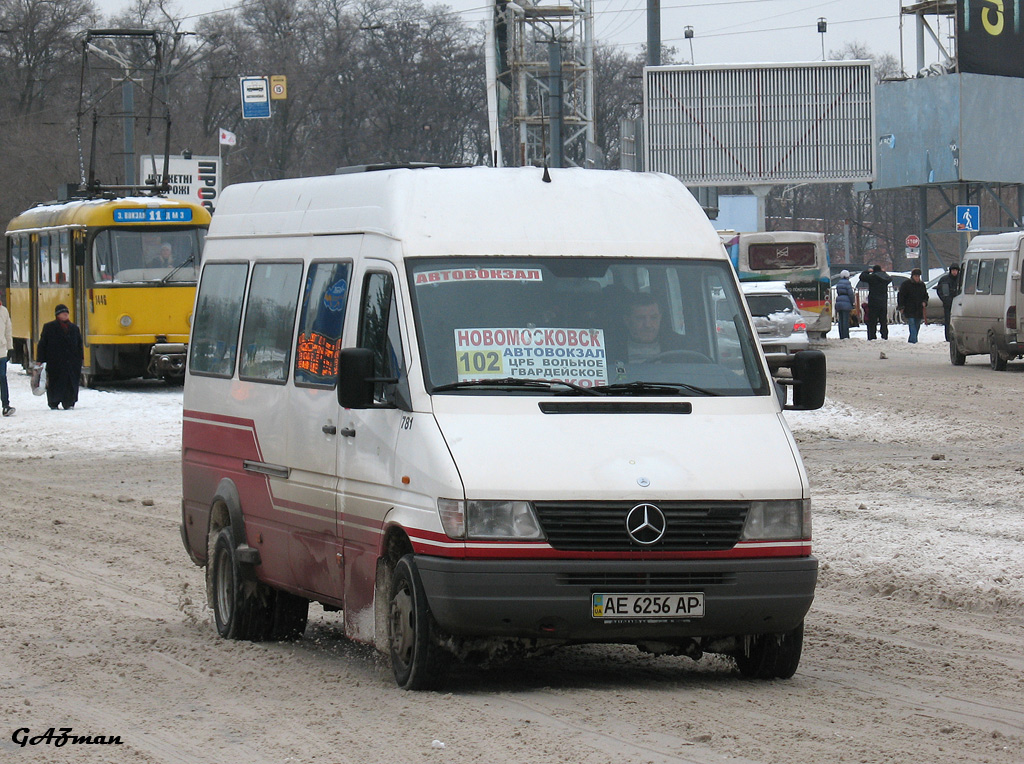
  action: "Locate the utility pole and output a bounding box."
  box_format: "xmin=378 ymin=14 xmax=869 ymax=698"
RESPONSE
xmin=647 ymin=0 xmax=660 ymax=66
xmin=122 ymin=78 xmax=135 ymax=186
xmin=548 ymin=41 xmax=562 ymax=168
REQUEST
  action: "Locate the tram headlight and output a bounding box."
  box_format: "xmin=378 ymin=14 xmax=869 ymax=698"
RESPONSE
xmin=119 ymin=313 xmax=133 ymax=328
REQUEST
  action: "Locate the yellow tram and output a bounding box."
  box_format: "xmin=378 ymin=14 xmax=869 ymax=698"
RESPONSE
xmin=5 ymin=195 xmax=211 ymax=383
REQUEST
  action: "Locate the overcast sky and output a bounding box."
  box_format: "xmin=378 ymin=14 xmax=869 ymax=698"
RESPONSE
xmin=93 ymin=0 xmax=948 ymax=73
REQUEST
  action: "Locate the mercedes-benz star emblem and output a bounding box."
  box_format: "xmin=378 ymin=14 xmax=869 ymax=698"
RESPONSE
xmin=625 ymin=503 xmax=667 ymax=545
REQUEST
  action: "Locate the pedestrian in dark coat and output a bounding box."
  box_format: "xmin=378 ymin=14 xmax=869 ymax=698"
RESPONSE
xmin=37 ymin=304 xmax=83 ymax=410
xmin=897 ymin=268 xmax=930 ymax=344
xmin=936 ymin=264 xmax=961 ymax=341
xmin=834 ymin=270 xmax=855 ymax=339
xmin=858 ymin=265 xmax=892 ymax=340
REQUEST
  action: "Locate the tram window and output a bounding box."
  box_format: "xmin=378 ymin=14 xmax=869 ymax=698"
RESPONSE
xmin=93 ymin=229 xmax=202 ymax=283
xmin=294 ymin=261 xmax=352 ymax=387
xmin=57 ymin=230 xmax=71 ymax=284
xmin=190 ymin=263 xmax=249 ymax=378
xmin=239 ymin=262 xmax=303 ymax=384
xmin=39 ymin=234 xmax=50 ymax=284
xmin=11 ymin=236 xmax=28 ymax=285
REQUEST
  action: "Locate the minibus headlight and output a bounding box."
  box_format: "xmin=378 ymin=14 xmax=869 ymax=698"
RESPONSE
xmin=467 ymin=500 xmax=544 ymax=540
xmin=740 ymin=499 xmax=811 ymax=541
xmin=437 ymin=498 xmax=466 ymax=539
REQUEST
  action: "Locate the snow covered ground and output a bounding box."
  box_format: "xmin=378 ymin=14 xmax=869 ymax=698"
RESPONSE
xmin=1 ymin=371 xmax=182 ymax=456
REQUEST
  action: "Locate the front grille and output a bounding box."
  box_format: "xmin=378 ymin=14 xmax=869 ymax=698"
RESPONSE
xmin=559 ymin=571 xmax=735 ymax=588
xmin=534 ymin=501 xmax=748 ymax=552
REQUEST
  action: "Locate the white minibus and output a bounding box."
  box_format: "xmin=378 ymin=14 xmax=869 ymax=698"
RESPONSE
xmin=180 ymin=166 xmax=825 ymax=689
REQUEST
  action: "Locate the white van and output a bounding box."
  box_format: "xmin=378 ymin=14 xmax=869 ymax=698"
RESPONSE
xmin=949 ymin=232 xmax=1023 ymax=370
xmin=180 ymin=166 xmax=825 ymax=689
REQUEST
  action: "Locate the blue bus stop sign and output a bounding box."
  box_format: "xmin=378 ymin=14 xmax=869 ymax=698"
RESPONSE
xmin=956 ymin=205 xmax=980 ymax=232
xmin=240 ymin=77 xmax=271 ymax=119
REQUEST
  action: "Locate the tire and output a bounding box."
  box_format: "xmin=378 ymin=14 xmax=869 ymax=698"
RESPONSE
xmin=388 ymin=555 xmax=451 ymax=690
xmin=989 ymin=338 xmax=1007 ymax=371
xmin=949 ymin=339 xmax=966 ymax=366
xmin=734 ymin=622 xmax=804 ymax=679
xmin=210 ymin=527 xmax=274 ymax=641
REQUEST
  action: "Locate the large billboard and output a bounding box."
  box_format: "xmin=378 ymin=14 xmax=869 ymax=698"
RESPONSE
xmin=957 ymin=0 xmax=1024 ymax=78
xmin=643 ymin=62 xmax=875 ymax=186
xmin=139 ymin=155 xmax=221 ymax=213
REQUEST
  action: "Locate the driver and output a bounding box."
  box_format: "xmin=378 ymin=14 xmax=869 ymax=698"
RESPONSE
xmin=623 ymin=293 xmax=682 ymax=362
xmin=148 ymin=243 xmax=174 ymax=269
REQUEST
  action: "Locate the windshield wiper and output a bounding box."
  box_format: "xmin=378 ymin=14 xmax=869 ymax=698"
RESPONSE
xmin=431 ymin=377 xmax=601 ymax=395
xmin=590 ymin=381 xmax=719 ymax=397
xmin=161 ymin=253 xmax=196 ymax=283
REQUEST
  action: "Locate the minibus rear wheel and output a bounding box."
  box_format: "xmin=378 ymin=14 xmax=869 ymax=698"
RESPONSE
xmin=989 ymin=338 xmax=1007 ymax=371
xmin=950 ymin=340 xmax=966 ymax=366
xmin=388 ymin=555 xmax=451 ymax=690
xmin=733 ymin=622 xmax=803 ymax=679
xmin=211 ymin=528 xmax=272 ymax=641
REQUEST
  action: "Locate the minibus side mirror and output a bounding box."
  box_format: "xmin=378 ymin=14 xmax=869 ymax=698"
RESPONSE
xmin=785 ymin=350 xmax=826 ymax=411
xmin=337 ymin=348 xmax=375 ymax=409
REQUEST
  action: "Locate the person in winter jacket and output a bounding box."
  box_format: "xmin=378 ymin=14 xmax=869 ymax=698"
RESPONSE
xmin=0 ymin=294 xmax=13 ymax=416
xmin=37 ymin=304 xmax=84 ymax=410
xmin=858 ymin=264 xmax=892 ymax=340
xmin=936 ymin=264 xmax=961 ymax=341
xmin=833 ymin=270 xmax=855 ymax=339
xmin=897 ymin=268 xmax=930 ymax=344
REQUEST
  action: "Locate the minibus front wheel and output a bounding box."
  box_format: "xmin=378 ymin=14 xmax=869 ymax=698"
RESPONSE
xmin=388 ymin=555 xmax=451 ymax=690
xmin=733 ymin=621 xmax=804 ymax=679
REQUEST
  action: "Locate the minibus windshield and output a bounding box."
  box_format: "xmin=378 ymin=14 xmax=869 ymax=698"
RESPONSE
xmin=407 ymin=257 xmax=769 ymax=397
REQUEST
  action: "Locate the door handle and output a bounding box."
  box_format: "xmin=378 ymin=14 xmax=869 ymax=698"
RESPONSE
xmin=340 ymin=428 xmax=356 ymax=438
xmin=322 ymin=424 xmax=337 ymax=435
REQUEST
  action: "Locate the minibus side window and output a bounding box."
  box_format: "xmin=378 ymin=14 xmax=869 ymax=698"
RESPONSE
xmin=963 ymin=260 xmax=979 ymax=295
xmin=239 ymin=262 xmax=304 ymax=384
xmin=976 ymin=259 xmax=993 ymax=295
xmin=295 ymin=261 xmax=352 ymax=387
xmin=991 ymin=259 xmax=1008 ymax=296
xmin=190 ymin=263 xmax=250 ymax=378
xmin=358 ymin=271 xmax=406 ymax=404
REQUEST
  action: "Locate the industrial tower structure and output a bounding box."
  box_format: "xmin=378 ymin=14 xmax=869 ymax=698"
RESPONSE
xmin=486 ymin=0 xmax=596 ymax=168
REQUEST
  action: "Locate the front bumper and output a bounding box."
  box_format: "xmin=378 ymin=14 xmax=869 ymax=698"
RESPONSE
xmin=415 ymin=555 xmax=817 ymax=641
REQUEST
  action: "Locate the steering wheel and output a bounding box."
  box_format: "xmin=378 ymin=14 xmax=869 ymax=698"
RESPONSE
xmin=646 ymin=349 xmax=712 ymax=364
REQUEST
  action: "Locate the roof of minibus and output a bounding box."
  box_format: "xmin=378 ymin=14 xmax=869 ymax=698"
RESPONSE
xmin=964 ymin=231 xmax=1024 ymax=253
xmin=206 ymin=167 xmax=723 ymax=259
xmin=6 ymin=196 xmax=211 ymax=232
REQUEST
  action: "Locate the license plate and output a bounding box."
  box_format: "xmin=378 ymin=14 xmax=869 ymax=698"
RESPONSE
xmin=592 ymin=592 xmax=705 ymax=619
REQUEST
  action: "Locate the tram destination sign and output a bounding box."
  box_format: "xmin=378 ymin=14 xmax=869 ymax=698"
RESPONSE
xmin=113 ymin=208 xmax=194 ymax=223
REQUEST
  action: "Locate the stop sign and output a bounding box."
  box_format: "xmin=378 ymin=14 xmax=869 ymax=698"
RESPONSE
xmin=906 ymin=234 xmax=921 ymax=248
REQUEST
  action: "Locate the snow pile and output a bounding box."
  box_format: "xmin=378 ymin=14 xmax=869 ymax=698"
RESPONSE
xmin=0 ymin=370 xmax=182 ymax=456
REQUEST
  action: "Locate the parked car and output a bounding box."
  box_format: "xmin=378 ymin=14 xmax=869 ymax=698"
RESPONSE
xmin=925 ymin=272 xmax=947 ymax=321
xmin=742 ymin=282 xmax=809 ymax=367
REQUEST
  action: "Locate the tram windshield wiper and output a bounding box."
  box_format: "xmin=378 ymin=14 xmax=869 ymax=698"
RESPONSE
xmin=161 ymin=253 xmax=196 ymax=283
xmin=431 ymin=377 xmax=600 ymax=395
xmin=590 ymin=380 xmax=719 ymax=397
